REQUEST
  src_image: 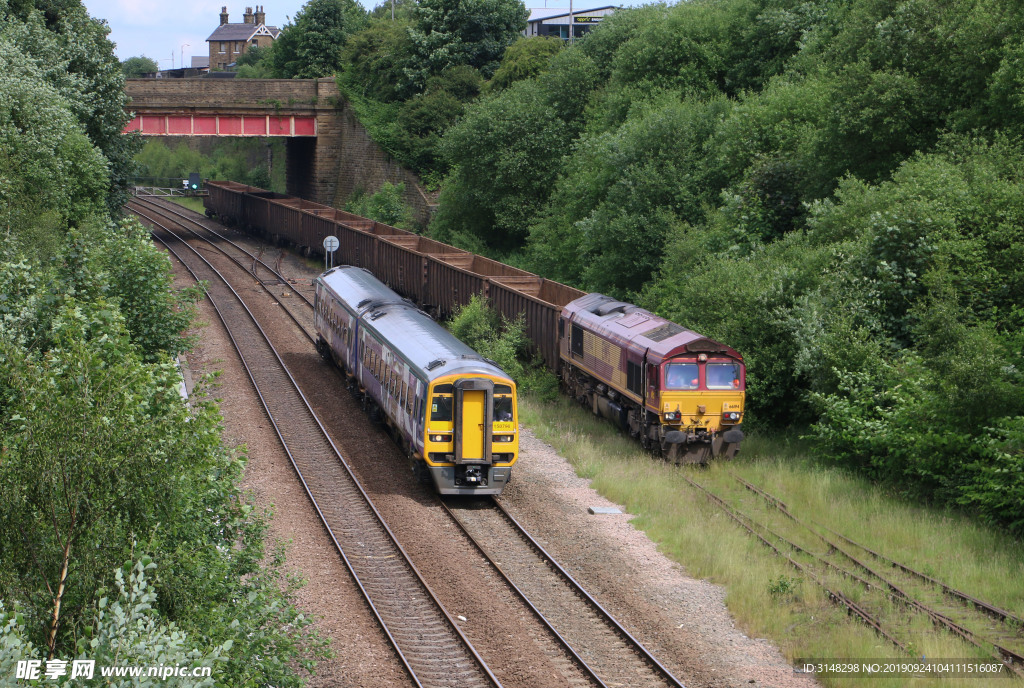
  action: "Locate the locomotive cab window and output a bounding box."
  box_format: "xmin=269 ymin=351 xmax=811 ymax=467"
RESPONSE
xmin=707 ymin=362 xmax=742 ymax=389
xmin=665 ymin=362 xmax=699 ymax=390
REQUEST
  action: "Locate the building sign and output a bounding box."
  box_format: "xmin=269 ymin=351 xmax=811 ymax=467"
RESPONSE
xmin=574 ymin=16 xmax=603 ymax=22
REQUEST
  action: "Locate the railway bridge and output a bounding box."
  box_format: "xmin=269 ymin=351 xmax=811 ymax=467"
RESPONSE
xmin=123 ymin=78 xmax=432 ymax=219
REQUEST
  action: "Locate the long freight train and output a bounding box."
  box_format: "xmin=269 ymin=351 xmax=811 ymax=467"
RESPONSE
xmin=315 ymin=266 xmax=518 ymax=494
xmin=204 ymin=181 xmax=744 ymax=463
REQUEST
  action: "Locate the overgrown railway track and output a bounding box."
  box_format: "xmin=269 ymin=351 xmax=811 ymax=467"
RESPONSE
xmin=137 ymin=210 xmax=502 ymax=688
xmin=683 ymin=471 xmax=1024 ymax=678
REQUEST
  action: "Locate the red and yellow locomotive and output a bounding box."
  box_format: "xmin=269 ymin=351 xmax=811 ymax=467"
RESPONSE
xmin=559 ymin=294 xmax=745 ymax=463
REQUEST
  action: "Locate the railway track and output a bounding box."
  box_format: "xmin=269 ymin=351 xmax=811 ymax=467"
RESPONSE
xmin=137 ymin=199 xmax=691 ymax=688
xmin=683 ymin=471 xmax=1023 ymax=678
xmin=444 ymin=497 xmax=687 ymax=688
xmin=129 ymin=196 xmax=317 ymax=335
xmin=138 ymin=211 xmax=502 ymax=688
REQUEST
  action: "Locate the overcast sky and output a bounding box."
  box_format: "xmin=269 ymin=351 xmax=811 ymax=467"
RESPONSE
xmin=81 ymin=0 xmax=624 ymax=65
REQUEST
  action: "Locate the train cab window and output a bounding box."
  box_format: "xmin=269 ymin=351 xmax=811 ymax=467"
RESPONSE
xmin=430 ymin=384 xmax=453 ymax=421
xmin=430 ymin=395 xmax=453 ymax=422
xmin=494 ymin=396 xmax=513 ymax=422
xmin=707 ymin=362 xmax=742 ymax=390
xmin=665 ymin=362 xmax=699 ymax=390
xmin=493 ymin=384 xmax=514 ymax=422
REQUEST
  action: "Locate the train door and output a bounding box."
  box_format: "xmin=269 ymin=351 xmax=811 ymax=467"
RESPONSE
xmin=454 ymin=378 xmax=493 ymax=463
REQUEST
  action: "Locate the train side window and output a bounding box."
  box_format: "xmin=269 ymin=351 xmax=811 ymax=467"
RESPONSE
xmin=400 ymin=381 xmax=407 ymax=409
xmin=571 ymin=324 xmax=584 ymax=357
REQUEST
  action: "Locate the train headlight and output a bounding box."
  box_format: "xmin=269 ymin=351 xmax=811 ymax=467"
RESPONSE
xmin=430 ymin=434 xmax=452 ymax=443
xmin=723 ymin=412 xmax=741 ymax=421
xmin=493 ymin=435 xmax=514 ymax=443
xmin=664 ymin=411 xmax=680 ymax=422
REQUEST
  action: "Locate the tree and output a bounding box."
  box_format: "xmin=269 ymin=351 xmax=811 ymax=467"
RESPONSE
xmin=432 ymin=80 xmax=568 ymax=253
xmin=406 ymin=0 xmax=528 ymax=89
xmin=0 ymin=28 xmax=109 ymax=250
xmin=121 ymin=55 xmax=158 ymax=77
xmin=487 ymin=36 xmax=561 ymax=92
xmin=270 ymin=0 xmax=368 ymax=78
xmin=3 ymin=0 xmax=138 ymax=214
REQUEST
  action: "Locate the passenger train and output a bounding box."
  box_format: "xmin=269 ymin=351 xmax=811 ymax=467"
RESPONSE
xmin=315 ymin=266 xmax=518 ymax=494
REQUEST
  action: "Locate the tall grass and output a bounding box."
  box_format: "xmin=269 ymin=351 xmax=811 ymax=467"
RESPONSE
xmin=519 ymin=395 xmax=1024 ymax=688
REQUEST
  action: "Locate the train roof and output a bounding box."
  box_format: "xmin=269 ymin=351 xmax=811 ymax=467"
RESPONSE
xmin=319 ymin=265 xmax=407 ymax=314
xmin=563 ymin=293 xmax=743 ymax=363
xmin=318 ymin=266 xmax=511 ymax=384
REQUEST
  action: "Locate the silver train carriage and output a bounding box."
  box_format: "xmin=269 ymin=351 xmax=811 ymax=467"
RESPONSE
xmin=314 ymin=266 xmax=519 ymax=495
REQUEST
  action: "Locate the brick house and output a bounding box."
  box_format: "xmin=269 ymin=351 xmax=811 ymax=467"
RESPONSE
xmin=206 ymin=6 xmax=281 ymax=71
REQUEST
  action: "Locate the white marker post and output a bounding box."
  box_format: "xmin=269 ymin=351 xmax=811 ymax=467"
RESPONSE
xmin=323 ymin=235 xmax=339 ymax=271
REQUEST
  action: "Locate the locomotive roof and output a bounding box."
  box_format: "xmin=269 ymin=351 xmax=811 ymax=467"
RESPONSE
xmin=318 ymin=266 xmax=511 ymax=384
xmin=563 ymin=293 xmax=743 ymax=362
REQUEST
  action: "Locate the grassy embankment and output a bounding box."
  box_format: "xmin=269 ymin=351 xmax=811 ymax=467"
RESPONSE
xmin=519 ymin=395 xmax=1024 ymax=688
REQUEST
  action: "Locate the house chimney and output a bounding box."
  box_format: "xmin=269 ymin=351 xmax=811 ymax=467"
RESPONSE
xmin=220 ymin=6 xmax=229 ymax=24
xmin=243 ymin=6 xmax=254 ymax=23
xmin=255 ymin=5 xmax=265 ymax=24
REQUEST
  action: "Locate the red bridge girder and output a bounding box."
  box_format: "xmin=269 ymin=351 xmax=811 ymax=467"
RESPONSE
xmin=123 ymin=113 xmax=316 ymax=136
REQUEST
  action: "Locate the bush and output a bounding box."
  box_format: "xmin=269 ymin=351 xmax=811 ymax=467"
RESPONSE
xmin=345 ymin=182 xmax=414 ymax=229
xmin=446 ymin=295 xmax=558 ymax=400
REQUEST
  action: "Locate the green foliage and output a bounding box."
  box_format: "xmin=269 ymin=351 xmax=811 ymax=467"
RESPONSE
xmin=100 ymin=218 xmax=202 ymax=361
xmin=135 ymin=138 xmax=286 ymax=192
xmin=234 ymin=45 xmax=276 ymax=78
xmin=406 ymin=0 xmax=529 ymax=88
xmin=1 ymin=0 xmax=327 ymax=681
xmin=0 ymin=26 xmax=109 ymax=244
xmin=3 ymin=0 xmax=139 ymax=214
xmin=270 ymin=0 xmax=368 ymax=78
xmin=767 ymin=575 xmax=799 ymax=601
xmin=446 ymin=295 xmax=558 ymax=400
xmin=340 ymin=17 xmax=416 ymax=101
xmin=487 ymin=36 xmax=562 ymax=92
xmin=432 ymin=80 xmax=569 ymax=253
xmin=345 ymin=182 xmax=413 ymax=229
xmin=121 ymin=55 xmax=158 ymax=77
xmin=527 ymin=95 xmax=731 ymax=293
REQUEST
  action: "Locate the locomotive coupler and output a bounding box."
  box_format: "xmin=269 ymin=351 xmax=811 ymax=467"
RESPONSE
xmin=456 ymin=465 xmax=488 ymax=486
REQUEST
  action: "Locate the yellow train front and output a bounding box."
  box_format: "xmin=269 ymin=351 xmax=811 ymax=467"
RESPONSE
xmin=315 ymin=266 xmax=518 ymax=494
xmin=559 ymin=294 xmax=745 ymax=463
